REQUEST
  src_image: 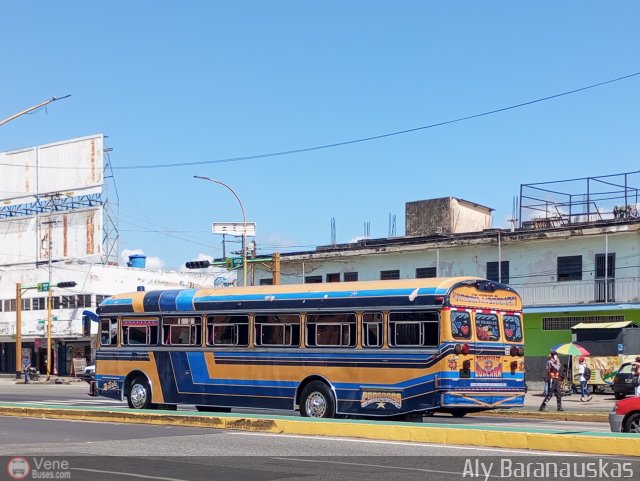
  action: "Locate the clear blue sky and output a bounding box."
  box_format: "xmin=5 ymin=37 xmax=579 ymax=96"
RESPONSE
xmin=2 ymin=1 xmax=639 ymax=270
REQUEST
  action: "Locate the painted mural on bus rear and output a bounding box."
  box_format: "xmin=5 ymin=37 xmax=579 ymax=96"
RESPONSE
xmin=93 ymin=277 xmax=525 ymax=419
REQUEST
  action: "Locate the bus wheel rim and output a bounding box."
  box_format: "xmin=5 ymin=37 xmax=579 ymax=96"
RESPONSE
xmin=131 ymin=383 xmax=147 ymax=408
xmin=306 ymin=392 xmax=327 ymax=417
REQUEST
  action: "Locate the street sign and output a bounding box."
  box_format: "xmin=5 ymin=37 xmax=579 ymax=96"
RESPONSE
xmin=37 ymin=282 xmax=50 ymax=292
xmin=212 ymin=222 xmax=256 ymax=236
xmin=225 ymin=257 xmax=243 ymax=269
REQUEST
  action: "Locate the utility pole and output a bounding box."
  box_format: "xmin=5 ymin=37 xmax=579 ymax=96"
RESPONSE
xmin=15 ymin=284 xmax=22 ymax=379
xmin=43 ymin=204 xmax=56 ymax=381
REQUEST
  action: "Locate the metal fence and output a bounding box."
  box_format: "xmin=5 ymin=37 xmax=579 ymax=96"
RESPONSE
xmin=512 ymin=278 xmax=640 ymax=306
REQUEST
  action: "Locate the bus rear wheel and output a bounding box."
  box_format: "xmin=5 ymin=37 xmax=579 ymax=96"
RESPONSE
xmin=127 ymin=377 xmax=152 ymax=409
xmin=300 ymin=381 xmax=335 ymax=418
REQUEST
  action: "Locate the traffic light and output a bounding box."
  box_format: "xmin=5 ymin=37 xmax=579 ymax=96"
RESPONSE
xmin=185 ymin=260 xmax=211 ymax=269
xmin=56 ymin=281 xmax=77 ymax=288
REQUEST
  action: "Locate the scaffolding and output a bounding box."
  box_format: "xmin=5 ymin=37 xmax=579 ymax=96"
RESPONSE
xmin=519 ymin=171 xmax=640 ymax=229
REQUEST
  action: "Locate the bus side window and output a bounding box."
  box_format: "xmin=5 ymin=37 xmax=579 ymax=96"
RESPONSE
xmin=206 ymin=315 xmax=249 ymax=347
xmin=100 ymin=318 xmax=118 ymax=346
xmin=362 ymin=312 xmax=383 ymax=348
xmin=306 ymin=312 xmax=356 ymax=347
xmin=162 ymin=317 xmax=201 ymax=346
xmin=254 ymin=314 xmax=301 ymax=347
xmin=389 ymin=311 xmax=439 ymax=347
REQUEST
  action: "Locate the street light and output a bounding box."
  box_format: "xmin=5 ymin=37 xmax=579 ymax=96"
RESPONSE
xmin=194 ymin=176 xmax=248 ymax=286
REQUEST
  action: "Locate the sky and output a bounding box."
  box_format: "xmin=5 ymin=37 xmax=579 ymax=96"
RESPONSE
xmin=1 ymin=1 xmax=639 ymax=271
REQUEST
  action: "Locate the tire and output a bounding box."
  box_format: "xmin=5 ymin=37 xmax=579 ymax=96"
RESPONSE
xmin=195 ymin=406 xmax=231 ymax=413
xmin=450 ymin=409 xmax=468 ymax=418
xmin=614 ymin=391 xmax=625 ymax=400
xmin=624 ymin=413 xmax=640 ymax=434
xmin=127 ymin=377 xmax=153 ymax=409
xmin=299 ymin=381 xmax=336 ymax=418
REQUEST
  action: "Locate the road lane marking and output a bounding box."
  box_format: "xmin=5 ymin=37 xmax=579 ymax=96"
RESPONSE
xmin=72 ymin=468 xmax=188 ymax=481
xmin=228 ymin=431 xmax=583 ymax=456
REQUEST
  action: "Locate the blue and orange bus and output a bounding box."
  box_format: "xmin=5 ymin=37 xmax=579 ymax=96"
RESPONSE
xmin=94 ymin=277 xmax=525 ymax=419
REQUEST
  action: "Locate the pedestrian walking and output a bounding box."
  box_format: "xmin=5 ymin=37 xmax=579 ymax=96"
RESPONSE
xmin=539 ymin=350 xmax=564 ymax=412
xmin=22 ymin=356 xmax=31 ymax=384
xmin=578 ymin=357 xmax=592 ymax=401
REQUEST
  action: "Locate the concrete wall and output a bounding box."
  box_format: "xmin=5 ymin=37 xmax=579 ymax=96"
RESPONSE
xmin=405 ymin=197 xmax=492 ymax=236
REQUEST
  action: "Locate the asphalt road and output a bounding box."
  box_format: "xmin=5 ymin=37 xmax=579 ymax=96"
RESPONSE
xmin=0 ymin=382 xmax=611 ymax=433
xmin=1 ymin=416 xmax=637 ymax=481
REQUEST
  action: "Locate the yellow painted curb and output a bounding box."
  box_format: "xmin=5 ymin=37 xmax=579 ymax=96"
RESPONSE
xmin=1 ymin=406 xmax=638 ymax=457
xmin=470 ymin=410 xmax=609 ymax=423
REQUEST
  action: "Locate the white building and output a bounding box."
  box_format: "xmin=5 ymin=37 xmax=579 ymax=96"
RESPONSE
xmin=0 ymin=260 xmax=217 ymax=375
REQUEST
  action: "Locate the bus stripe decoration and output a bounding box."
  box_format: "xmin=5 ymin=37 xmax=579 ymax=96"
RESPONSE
xmin=94 ymin=278 xmax=525 ymax=418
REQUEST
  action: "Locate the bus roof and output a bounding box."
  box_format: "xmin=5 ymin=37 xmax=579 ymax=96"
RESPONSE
xmin=98 ymin=277 xmax=520 ymax=314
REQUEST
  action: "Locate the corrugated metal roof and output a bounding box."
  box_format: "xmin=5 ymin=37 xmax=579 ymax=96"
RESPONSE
xmin=572 ymin=321 xmax=638 ymax=329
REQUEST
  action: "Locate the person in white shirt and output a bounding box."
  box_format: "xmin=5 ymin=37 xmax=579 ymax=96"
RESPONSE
xmin=578 ymin=357 xmax=591 ymax=401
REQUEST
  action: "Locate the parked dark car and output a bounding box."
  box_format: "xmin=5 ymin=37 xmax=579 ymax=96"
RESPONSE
xmin=610 ymin=396 xmax=640 ymax=433
xmin=612 ymin=362 xmax=635 ymax=400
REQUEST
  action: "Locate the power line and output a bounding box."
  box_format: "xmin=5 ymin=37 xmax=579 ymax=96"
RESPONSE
xmin=1 ymin=72 xmax=638 ymax=172
xmin=107 ymin=70 xmax=640 ymax=171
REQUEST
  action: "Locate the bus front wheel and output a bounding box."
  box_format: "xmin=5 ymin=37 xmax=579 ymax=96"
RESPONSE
xmin=127 ymin=377 xmax=152 ymax=409
xmin=300 ymin=381 xmax=335 ymax=418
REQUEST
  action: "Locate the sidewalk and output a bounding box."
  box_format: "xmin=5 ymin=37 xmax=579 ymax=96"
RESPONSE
xmin=0 ymin=374 xmax=84 ymax=386
xmin=523 ymin=390 xmax=615 ymax=413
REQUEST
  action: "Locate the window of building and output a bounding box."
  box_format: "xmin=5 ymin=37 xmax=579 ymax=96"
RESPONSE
xmin=486 ymin=261 xmax=509 ymax=284
xmin=416 ymin=267 xmax=436 ymax=279
xmin=503 ymin=315 xmax=523 ymax=342
xmin=100 ymin=318 xmax=118 ymax=346
xmin=32 ymin=298 xmax=46 ymax=310
xmin=206 ymin=315 xmax=249 ymax=346
xmin=595 ymin=253 xmax=615 ymax=278
xmin=52 ymin=297 xmax=61 ymax=309
xmin=304 ymin=275 xmax=322 ymax=284
xmin=306 ymin=312 xmax=356 ymax=347
xmin=326 ymin=273 xmax=340 ymax=283
xmin=542 ymin=315 xmax=624 ymax=331
xmin=254 ymin=314 xmax=300 ymax=347
xmin=162 ymin=316 xmax=202 ymax=346
xmin=61 ymin=296 xmax=77 ymax=309
xmin=557 ymin=255 xmax=582 ymax=281
xmin=380 ymin=270 xmax=400 ymax=280
xmin=122 ymin=318 xmax=158 ymax=345
xmin=362 ymin=312 xmax=383 ymax=347
xmin=3 ymin=299 xmax=16 ymax=312
xmin=343 ymin=272 xmax=358 ymax=282
xmin=451 ymin=311 xmax=471 ymax=340
xmin=388 ymin=311 xmax=439 ymax=347
xmin=259 ymin=278 xmax=273 ymax=285
xmin=475 ymin=313 xmax=500 ymax=341
xmin=76 ymin=294 xmax=92 ymax=308
xmin=21 ymin=298 xmax=31 ymax=311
